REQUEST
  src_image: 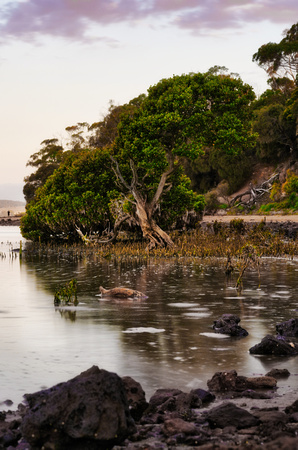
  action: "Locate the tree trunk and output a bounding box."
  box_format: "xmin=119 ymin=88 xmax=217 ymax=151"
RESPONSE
xmin=110 ymin=155 xmax=175 ymax=249
xmin=135 ymin=199 xmax=174 ymax=250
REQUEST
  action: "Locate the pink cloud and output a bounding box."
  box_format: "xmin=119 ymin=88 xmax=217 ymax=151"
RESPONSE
xmin=173 ymin=0 xmax=298 ymax=33
xmin=0 ymin=0 xmax=296 ymax=45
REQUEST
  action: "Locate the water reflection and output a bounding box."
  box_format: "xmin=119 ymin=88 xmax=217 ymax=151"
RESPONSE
xmin=0 ymin=227 xmax=298 ymax=409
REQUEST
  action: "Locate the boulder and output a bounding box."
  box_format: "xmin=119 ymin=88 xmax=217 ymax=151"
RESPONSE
xmin=142 ymin=388 xmax=202 ymax=424
xmin=212 ymin=313 xmax=248 ymax=337
xmin=122 ymin=376 xmax=148 ymax=421
xmin=207 ymin=370 xmax=248 ymax=392
xmin=207 ymin=370 xmax=277 ymax=393
xmin=285 ymin=399 xmax=298 ymax=414
xmin=162 ymin=418 xmax=198 ymax=437
xmin=205 ymin=402 xmax=259 ymax=429
xmin=266 ymin=368 xmax=290 ymax=379
xmin=249 ymin=335 xmax=298 ymax=356
xmin=253 ymin=409 xmax=288 ymax=425
xmin=190 ymin=388 xmax=215 ymax=404
xmin=276 ymin=318 xmax=298 ymax=337
xmin=246 ymin=376 xmax=277 ymax=389
xmin=21 ymin=366 xmax=136 ymax=449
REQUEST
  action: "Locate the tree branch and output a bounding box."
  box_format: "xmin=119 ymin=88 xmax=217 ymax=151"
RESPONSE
xmin=149 ymin=153 xmax=175 ymax=211
xmin=109 ymin=155 xmax=131 ymax=191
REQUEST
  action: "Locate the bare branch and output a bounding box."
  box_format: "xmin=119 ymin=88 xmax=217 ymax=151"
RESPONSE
xmin=231 ymin=173 xmax=279 ymax=207
xmin=109 ymin=155 xmax=131 ymax=191
xmin=149 ymin=153 xmax=175 ymax=211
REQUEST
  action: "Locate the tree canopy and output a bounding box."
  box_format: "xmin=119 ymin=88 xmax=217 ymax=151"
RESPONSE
xmin=252 ymin=23 xmax=298 ymax=161
xmin=111 ymin=71 xmax=256 ymax=247
xmin=22 ymin=70 xmax=256 ymax=248
xmin=253 ymin=22 xmax=298 ymax=86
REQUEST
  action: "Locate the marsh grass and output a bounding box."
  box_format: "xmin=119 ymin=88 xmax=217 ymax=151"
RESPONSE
xmin=21 ymin=221 xmax=297 ymax=293
xmin=23 ymin=220 xmax=297 ymax=261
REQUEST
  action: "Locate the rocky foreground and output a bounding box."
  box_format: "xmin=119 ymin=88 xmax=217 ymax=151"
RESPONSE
xmin=1 ymin=366 xmax=298 ymax=450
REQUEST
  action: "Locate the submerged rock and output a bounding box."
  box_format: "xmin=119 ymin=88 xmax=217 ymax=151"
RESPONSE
xmin=276 ymin=318 xmax=298 ymax=337
xmin=249 ymin=334 xmax=298 ymax=356
xmin=266 ymin=368 xmax=291 ymax=379
xmin=212 ymin=313 xmax=248 ymax=337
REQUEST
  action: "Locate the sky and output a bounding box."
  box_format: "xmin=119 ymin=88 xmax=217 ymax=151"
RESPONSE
xmin=0 ymin=0 xmax=297 ymax=201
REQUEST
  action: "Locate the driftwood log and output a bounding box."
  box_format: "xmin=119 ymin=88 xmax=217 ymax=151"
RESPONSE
xmin=100 ymin=286 xmax=147 ymax=299
xmin=231 ymin=173 xmax=279 ymax=207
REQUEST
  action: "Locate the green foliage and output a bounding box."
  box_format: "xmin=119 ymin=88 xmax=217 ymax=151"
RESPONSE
xmin=252 ymin=87 xmax=297 ymax=160
xmin=229 ymin=219 xmax=246 ymax=234
xmin=22 ymin=70 xmax=257 ymax=246
xmin=21 ymin=148 xmax=117 ymax=242
xmin=270 ymin=181 xmax=282 ymax=201
xmin=258 ymin=170 xmax=298 ymax=213
xmin=282 ymin=170 xmax=298 ymax=195
xmin=54 ymin=279 xmax=78 ymax=306
xmin=116 ymin=71 xmax=256 ymax=195
xmin=252 ymin=23 xmax=298 ymax=162
xmin=158 ymin=174 xmax=206 ymax=228
xmin=204 ymin=190 xmax=220 ymax=213
xmin=23 ymin=139 xmax=64 ymax=203
xmin=252 ymin=22 xmax=298 ymax=84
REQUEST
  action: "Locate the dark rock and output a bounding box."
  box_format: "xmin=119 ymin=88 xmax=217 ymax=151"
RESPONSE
xmin=266 ymin=368 xmax=291 ymax=378
xmin=162 ymin=418 xmax=198 ymax=436
xmin=246 ymin=376 xmax=277 ymax=389
xmin=288 ymin=412 xmax=298 ymax=422
xmin=285 ymin=399 xmax=298 ymax=414
xmin=249 ymin=334 xmax=298 ymax=356
xmin=239 ymin=389 xmax=273 ymax=399
xmin=122 ymin=376 xmax=148 ymax=422
xmin=253 ymin=409 xmax=288 ymax=425
xmin=21 ymin=365 xmax=136 ymax=449
xmin=142 ymin=389 xmax=202 ymax=424
xmin=205 ymin=402 xmax=259 ymax=429
xmin=212 ymin=313 xmax=248 ymax=337
xmin=261 ymin=436 xmax=298 ymax=449
xmin=190 ymin=388 xmax=215 ymax=404
xmin=207 ymin=370 xmax=277 ymax=394
xmin=148 ymin=389 xmax=183 ymax=409
xmin=207 ymin=370 xmax=250 ymax=393
xmin=276 ymin=318 xmax=298 ymax=337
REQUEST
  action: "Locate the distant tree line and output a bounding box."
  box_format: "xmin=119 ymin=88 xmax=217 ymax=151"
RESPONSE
xmin=21 ymin=23 xmax=298 ymax=248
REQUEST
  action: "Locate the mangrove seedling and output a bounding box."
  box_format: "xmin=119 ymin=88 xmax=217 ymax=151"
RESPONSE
xmin=54 ymin=279 xmax=78 ymax=306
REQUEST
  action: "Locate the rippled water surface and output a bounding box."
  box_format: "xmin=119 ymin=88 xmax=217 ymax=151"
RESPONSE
xmin=1 ymin=227 xmax=298 ymax=408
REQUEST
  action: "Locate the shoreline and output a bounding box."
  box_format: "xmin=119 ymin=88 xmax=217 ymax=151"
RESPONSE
xmin=0 ymin=213 xmax=298 ymax=229
xmin=1 ymin=367 xmax=298 ymax=449
xmin=0 ymin=216 xmax=21 ymax=226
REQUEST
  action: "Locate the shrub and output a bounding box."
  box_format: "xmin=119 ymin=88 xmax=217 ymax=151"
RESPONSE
xmin=282 ymin=171 xmax=298 ymax=195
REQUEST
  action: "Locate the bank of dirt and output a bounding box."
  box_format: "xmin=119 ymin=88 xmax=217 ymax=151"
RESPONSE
xmin=202 ymin=213 xmax=298 ymax=224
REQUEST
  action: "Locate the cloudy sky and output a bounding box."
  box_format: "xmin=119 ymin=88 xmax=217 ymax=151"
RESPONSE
xmin=0 ymin=0 xmax=297 ymax=201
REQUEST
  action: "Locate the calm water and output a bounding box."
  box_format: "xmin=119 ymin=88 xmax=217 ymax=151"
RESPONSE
xmin=1 ymin=226 xmax=298 ymax=409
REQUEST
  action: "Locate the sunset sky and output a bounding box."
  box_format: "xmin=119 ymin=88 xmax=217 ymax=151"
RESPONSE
xmin=0 ymin=0 xmax=297 ymax=201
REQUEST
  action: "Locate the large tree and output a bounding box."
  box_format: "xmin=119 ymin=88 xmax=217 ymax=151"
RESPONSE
xmin=252 ymin=22 xmax=298 ymax=86
xmin=110 ymin=71 xmax=256 ymax=248
xmin=22 ymin=71 xmax=256 ymax=248
xmin=252 ymin=23 xmax=298 ymax=160
xmin=21 ymin=148 xmax=117 ymax=242
xmin=23 ymin=138 xmax=64 ymax=203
